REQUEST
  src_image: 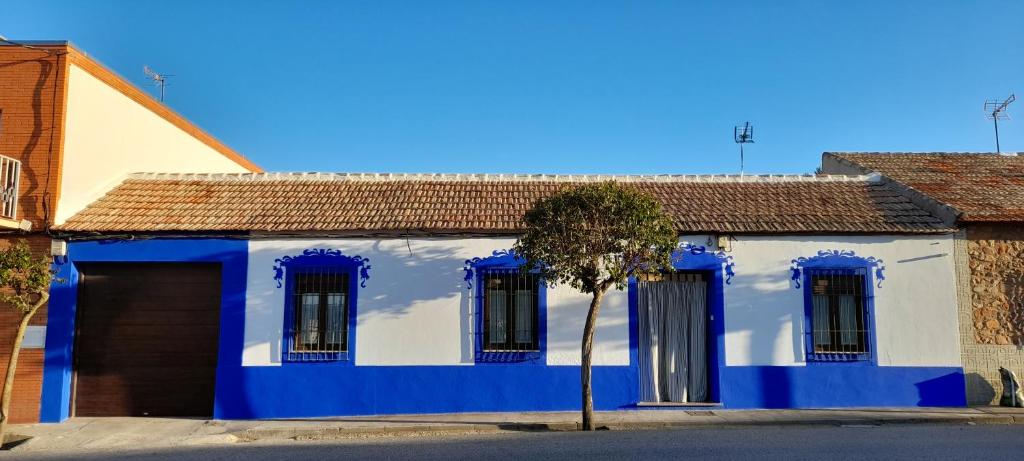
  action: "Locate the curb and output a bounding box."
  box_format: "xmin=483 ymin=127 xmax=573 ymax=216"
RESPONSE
xmin=233 ymin=414 xmax=1023 ymax=442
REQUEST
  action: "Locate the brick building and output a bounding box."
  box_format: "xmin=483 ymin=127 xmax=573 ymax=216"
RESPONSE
xmin=822 ymin=152 xmax=1024 ymax=404
xmin=0 ymin=40 xmax=260 ymax=422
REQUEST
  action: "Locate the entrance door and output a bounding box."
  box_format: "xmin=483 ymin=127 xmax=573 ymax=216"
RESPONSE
xmin=74 ymin=263 xmax=222 ymax=417
xmin=637 ymin=272 xmax=709 ymax=403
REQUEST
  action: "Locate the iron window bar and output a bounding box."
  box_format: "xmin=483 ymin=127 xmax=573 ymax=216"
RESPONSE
xmin=285 ymin=266 xmax=350 ymax=362
xmin=480 ymin=269 xmax=540 ymax=353
xmin=806 ymin=268 xmax=871 ymax=362
xmin=0 ymin=155 xmax=20 ymax=220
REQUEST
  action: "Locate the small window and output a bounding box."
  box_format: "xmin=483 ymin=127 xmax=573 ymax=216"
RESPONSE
xmin=807 ymin=270 xmax=870 ymax=361
xmin=482 ymin=272 xmax=539 ymax=352
xmin=286 ymin=269 xmax=350 ymax=360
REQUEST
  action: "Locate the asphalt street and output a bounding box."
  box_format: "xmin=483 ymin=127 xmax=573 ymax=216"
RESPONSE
xmin=10 ymin=423 xmax=1024 ymax=460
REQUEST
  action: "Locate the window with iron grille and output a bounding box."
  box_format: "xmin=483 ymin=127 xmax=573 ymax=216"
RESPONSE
xmin=805 ymin=268 xmax=872 ymax=362
xmin=482 ymin=272 xmax=540 ymax=352
xmin=284 ymin=267 xmax=351 ymax=362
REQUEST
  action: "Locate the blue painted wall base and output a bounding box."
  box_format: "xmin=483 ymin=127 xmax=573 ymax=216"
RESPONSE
xmin=216 ymin=365 xmax=638 ymax=419
xmin=720 ymin=366 xmax=966 ymax=408
xmin=213 ymin=364 xmax=964 ymax=419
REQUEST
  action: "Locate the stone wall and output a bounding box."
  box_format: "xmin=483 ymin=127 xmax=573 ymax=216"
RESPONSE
xmin=968 ymin=225 xmax=1024 ymax=344
xmin=959 ymin=224 xmax=1024 ymax=404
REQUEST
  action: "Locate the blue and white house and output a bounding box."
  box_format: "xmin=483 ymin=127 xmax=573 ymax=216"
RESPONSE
xmin=38 ymin=173 xmax=967 ymax=421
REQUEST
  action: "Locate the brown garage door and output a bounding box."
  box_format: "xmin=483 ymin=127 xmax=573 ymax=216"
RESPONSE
xmin=74 ymin=263 xmax=222 ymax=417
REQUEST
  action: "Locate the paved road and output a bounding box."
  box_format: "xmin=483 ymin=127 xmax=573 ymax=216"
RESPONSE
xmin=12 ymin=424 xmax=1024 ymax=460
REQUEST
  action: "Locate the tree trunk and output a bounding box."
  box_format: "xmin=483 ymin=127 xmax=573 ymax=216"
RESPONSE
xmin=0 ymin=292 xmax=47 ymax=447
xmin=581 ymin=288 xmax=605 ymax=431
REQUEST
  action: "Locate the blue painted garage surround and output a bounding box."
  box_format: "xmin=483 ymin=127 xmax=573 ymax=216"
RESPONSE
xmin=40 ymin=238 xmax=249 ymax=422
xmin=40 ymin=237 xmax=966 ymax=422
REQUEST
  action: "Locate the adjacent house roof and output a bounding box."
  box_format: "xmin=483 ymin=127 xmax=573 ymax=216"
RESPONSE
xmin=54 ymin=173 xmax=950 ymax=235
xmin=824 ymin=152 xmax=1024 ymax=223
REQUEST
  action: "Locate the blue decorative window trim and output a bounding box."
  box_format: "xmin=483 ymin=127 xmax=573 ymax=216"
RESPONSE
xmin=464 ymin=250 xmax=546 ymax=364
xmin=274 ymin=248 xmax=370 ymax=363
xmin=463 ymin=249 xmax=518 ymax=288
xmin=675 ymin=243 xmax=736 ymax=284
xmin=790 ymin=250 xmax=884 ymax=289
xmin=274 ymin=248 xmax=370 ymax=289
xmin=791 ymin=250 xmax=880 ymax=364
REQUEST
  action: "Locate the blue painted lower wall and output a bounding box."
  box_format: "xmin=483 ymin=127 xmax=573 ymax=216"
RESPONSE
xmin=214 ymin=364 xmax=964 ymax=419
xmin=40 ymin=237 xmax=967 ymax=422
xmin=720 ymin=366 xmax=966 ymax=409
xmin=216 ymin=365 xmax=638 ymax=419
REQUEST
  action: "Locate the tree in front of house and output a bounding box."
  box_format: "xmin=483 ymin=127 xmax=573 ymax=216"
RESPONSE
xmin=0 ymin=241 xmax=55 ymax=445
xmin=513 ymin=181 xmax=677 ymax=431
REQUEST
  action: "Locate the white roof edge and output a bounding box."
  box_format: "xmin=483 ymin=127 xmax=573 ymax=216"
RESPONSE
xmin=126 ymin=172 xmax=878 ymax=183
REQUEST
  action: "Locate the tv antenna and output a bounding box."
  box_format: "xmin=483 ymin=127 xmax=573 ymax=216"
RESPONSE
xmin=143 ymin=65 xmax=173 ymax=102
xmin=985 ymin=94 xmax=1015 ymax=153
xmin=734 ymin=122 xmax=754 ymax=175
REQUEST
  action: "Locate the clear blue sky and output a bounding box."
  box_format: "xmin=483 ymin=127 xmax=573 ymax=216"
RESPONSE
xmin=3 ymin=1 xmax=1022 ymax=174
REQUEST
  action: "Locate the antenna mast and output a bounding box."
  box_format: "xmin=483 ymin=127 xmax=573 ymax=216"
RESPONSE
xmin=734 ymin=122 xmax=754 ymax=175
xmin=985 ymin=94 xmax=1015 ymax=153
xmin=143 ymin=65 xmax=173 ymax=102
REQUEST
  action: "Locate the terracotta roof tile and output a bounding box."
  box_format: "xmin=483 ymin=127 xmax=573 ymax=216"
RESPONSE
xmin=54 ymin=173 xmax=950 ymax=234
xmin=826 ymin=152 xmax=1024 ymax=222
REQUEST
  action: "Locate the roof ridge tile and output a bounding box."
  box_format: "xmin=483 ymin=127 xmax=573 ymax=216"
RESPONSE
xmin=126 ymin=171 xmax=878 ymax=183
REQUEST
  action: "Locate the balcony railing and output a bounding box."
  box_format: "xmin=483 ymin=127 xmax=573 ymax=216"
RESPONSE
xmin=0 ymin=155 xmax=21 ymax=220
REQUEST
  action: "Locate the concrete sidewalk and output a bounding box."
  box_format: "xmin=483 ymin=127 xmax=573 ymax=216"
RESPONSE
xmin=9 ymin=407 xmax=1024 ymax=452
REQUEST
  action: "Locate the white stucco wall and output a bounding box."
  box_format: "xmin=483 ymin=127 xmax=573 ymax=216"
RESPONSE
xmin=244 ymin=238 xmax=631 ymax=367
xmin=57 ymin=64 xmax=251 ymax=224
xmin=244 ymin=234 xmax=962 ymax=369
xmin=723 ymin=234 xmax=961 ymax=367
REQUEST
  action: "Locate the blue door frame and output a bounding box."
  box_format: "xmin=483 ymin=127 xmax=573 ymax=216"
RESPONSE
xmin=628 ymin=244 xmax=731 ymax=405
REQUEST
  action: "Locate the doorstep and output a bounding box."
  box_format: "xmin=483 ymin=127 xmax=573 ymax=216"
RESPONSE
xmin=636 ymin=401 xmax=722 ymax=408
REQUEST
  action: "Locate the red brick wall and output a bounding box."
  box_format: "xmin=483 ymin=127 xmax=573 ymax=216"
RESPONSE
xmin=0 ymin=236 xmax=54 ymax=423
xmin=0 ymin=45 xmax=69 ymax=229
xmin=0 ymin=45 xmax=68 ymax=423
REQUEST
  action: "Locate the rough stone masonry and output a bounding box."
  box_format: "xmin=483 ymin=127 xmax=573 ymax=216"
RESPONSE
xmin=962 ymin=224 xmax=1024 ymax=404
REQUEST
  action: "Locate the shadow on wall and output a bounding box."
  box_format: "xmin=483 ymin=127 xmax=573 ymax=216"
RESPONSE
xmin=0 ymin=57 xmax=54 ymax=223
xmin=965 ymin=372 xmax=997 ymax=405
xmin=356 ymin=240 xmax=468 ymax=320
xmin=727 ymin=269 xmax=802 ymax=367
xmin=736 ymin=270 xmax=800 ymax=408
xmin=916 ymin=372 xmax=969 ymax=406
xmin=1002 ymin=270 xmax=1024 ymax=344
xmin=358 ymin=240 xmax=477 ymax=363
xmin=249 ymin=239 xmax=501 ymax=365
xmin=727 ymin=236 xmax=897 ymax=408
xmin=545 ymin=289 xmax=630 ymax=364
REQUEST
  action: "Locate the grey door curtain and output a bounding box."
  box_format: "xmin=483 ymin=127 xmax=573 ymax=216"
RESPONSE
xmin=637 ymin=277 xmax=708 ymax=403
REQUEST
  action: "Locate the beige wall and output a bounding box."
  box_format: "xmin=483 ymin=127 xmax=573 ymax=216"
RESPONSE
xmin=957 ymin=225 xmax=1024 ymax=404
xmin=57 ymin=63 xmax=250 ymax=224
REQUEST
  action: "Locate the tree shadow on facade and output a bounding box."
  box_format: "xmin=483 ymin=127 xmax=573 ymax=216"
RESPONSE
xmin=728 ymin=269 xmax=800 ymax=409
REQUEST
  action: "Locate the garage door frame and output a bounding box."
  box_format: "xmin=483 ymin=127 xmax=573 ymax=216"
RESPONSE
xmin=38 ymin=238 xmax=249 ymax=423
xmin=71 ymin=262 xmax=224 ymax=417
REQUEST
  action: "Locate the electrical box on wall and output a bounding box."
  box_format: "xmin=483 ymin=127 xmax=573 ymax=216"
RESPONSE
xmin=50 ymin=239 xmax=67 ymax=257
xmin=21 ymin=326 xmax=46 ymax=349
xmin=717 ymin=235 xmax=732 ymax=252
